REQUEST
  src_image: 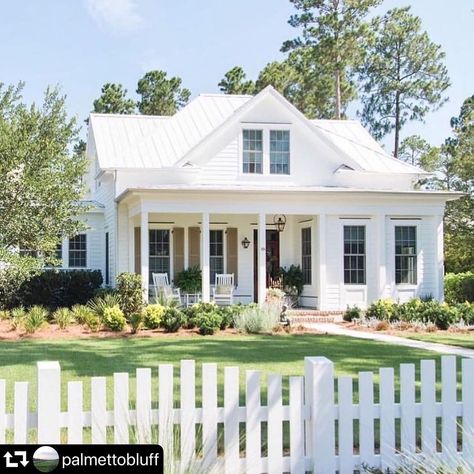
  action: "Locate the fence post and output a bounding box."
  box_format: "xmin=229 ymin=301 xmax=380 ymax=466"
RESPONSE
xmin=304 ymin=356 xmax=336 ymax=474
xmin=37 ymin=361 xmax=61 ymax=444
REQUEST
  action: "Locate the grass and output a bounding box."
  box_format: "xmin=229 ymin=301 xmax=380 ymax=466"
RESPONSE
xmin=401 ymin=331 xmax=474 ymax=350
xmin=0 ymin=333 xmax=461 ymax=413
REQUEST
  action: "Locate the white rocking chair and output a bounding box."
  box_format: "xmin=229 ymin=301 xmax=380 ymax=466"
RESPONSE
xmin=152 ymin=272 xmax=181 ymax=305
xmin=212 ymin=273 xmax=235 ymax=306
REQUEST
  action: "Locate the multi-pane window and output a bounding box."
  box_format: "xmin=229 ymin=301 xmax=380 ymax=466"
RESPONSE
xmin=68 ymin=234 xmax=87 ymax=268
xmin=149 ymin=229 xmax=170 ymax=282
xmin=270 ymin=130 xmax=290 ymax=174
xmin=210 ymin=230 xmax=224 ymax=283
xmin=395 ymin=226 xmax=417 ymax=284
xmin=301 ymin=227 xmax=312 ymax=285
xmin=343 ymin=226 xmax=366 ymax=284
xmin=242 ymin=129 xmax=263 ymax=174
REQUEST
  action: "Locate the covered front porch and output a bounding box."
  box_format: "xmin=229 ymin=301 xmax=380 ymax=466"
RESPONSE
xmin=122 ymin=208 xmax=323 ymax=308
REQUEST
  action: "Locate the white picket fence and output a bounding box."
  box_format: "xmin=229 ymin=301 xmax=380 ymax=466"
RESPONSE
xmin=1 ymin=355 xmax=474 ymax=473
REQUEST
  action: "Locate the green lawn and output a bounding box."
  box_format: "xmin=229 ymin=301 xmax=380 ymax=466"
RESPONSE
xmin=0 ymin=333 xmax=459 ymax=412
xmin=401 ymin=332 xmax=474 ymax=349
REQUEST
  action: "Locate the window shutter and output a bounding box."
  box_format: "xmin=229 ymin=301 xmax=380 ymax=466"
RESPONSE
xmin=134 ymin=227 xmax=141 ymax=274
xmin=226 ymin=227 xmax=238 ymax=285
xmin=173 ymin=227 xmax=185 ymax=276
xmin=188 ymin=226 xmax=201 ymax=268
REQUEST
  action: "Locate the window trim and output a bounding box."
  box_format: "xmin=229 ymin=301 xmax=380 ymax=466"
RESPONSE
xmin=68 ymin=233 xmax=87 ymax=268
xmin=301 ymin=227 xmax=312 ymax=285
xmin=242 ymin=129 xmax=264 ymax=175
xmin=343 ymin=225 xmax=366 ymax=286
xmin=394 ymin=225 xmax=418 ymax=286
xmin=270 ymin=129 xmax=290 ymax=175
xmin=210 ymin=229 xmax=226 ymax=284
xmin=148 ymin=227 xmax=172 ymax=284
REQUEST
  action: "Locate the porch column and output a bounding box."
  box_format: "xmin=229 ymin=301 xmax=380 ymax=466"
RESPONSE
xmin=318 ymin=214 xmax=327 ymax=310
xmin=375 ymin=213 xmax=387 ymax=301
xmin=140 ymin=211 xmax=149 ymax=302
xmin=201 ymin=212 xmax=210 ymax=302
xmin=128 ymin=217 xmax=134 ymax=273
xmin=258 ymin=212 xmax=267 ymax=305
xmin=434 ymin=214 xmax=444 ymax=301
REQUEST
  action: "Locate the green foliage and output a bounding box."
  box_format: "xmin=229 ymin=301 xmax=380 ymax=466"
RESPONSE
xmin=399 ymin=135 xmax=440 ymax=172
xmin=84 ymin=312 xmax=100 ymax=332
xmin=278 ymin=265 xmax=304 ymax=302
xmin=0 ymin=310 xmax=10 ymax=320
xmin=23 ymin=306 xmax=48 ymax=334
xmin=53 ymin=307 xmax=75 ymax=329
xmin=0 ymin=83 xmax=87 ymax=298
xmin=17 ymin=270 xmax=103 ymax=310
xmin=393 ymin=298 xmax=424 ymax=322
xmin=218 ymin=66 xmax=256 ymax=95
xmin=366 ymin=299 xmax=396 ymax=321
xmin=218 ymin=304 xmax=244 ymax=330
xmin=102 ymin=306 xmax=127 ymax=332
xmin=444 ymin=272 xmax=474 ymax=304
xmin=143 ymin=304 xmax=165 ymax=329
xmin=136 ymin=70 xmax=191 ymax=115
xmin=129 ymin=313 xmax=143 ymax=334
xmin=116 ymin=272 xmax=144 ymax=320
xmin=92 ymin=83 xmax=135 ymax=114
xmin=194 ymin=311 xmax=223 ymax=336
xmin=161 ymin=307 xmax=185 ymax=333
xmin=87 ymin=294 xmax=121 ymax=319
xmin=455 ymin=302 xmax=474 ymax=325
xmin=10 ymin=307 xmax=26 ymax=330
xmin=344 ymin=305 xmax=361 ymax=322
xmin=358 ymin=6 xmax=450 ymax=157
xmin=0 ymin=262 xmax=39 ymax=310
xmin=70 ymin=304 xmax=95 ymax=325
xmin=234 ymin=303 xmax=280 ymax=334
xmin=174 ymin=266 xmax=202 ymax=293
xmin=418 ymin=301 xmax=457 ymax=330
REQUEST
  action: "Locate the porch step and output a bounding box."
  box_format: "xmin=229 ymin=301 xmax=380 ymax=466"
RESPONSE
xmin=287 ymin=310 xmax=344 ymax=324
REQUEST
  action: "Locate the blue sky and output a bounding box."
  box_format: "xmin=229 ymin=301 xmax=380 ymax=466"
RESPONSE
xmin=1 ymin=0 xmax=472 ymax=148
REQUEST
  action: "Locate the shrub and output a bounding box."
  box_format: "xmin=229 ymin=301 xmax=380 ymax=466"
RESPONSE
xmin=102 ymin=306 xmax=127 ymax=331
xmin=194 ymin=311 xmax=223 ymax=335
xmin=84 ymin=312 xmax=101 ymax=332
xmin=418 ymin=300 xmax=458 ymax=330
xmin=87 ymin=294 xmax=121 ymax=319
xmin=161 ymin=307 xmax=185 ymax=333
xmin=174 ymin=266 xmax=202 ymax=293
xmin=94 ymin=287 xmax=118 ymax=298
xmin=455 ymin=302 xmax=474 ymax=325
xmin=234 ymin=303 xmax=280 ymax=334
xmin=23 ymin=306 xmax=48 ymax=334
xmin=143 ymin=304 xmax=165 ymax=329
xmin=366 ymin=299 xmax=396 ymax=321
xmin=17 ymin=269 xmax=103 ymax=309
xmin=129 ymin=312 xmax=143 ymax=334
xmin=53 ymin=307 xmax=75 ymax=329
xmin=116 ymin=272 xmax=144 ymax=320
xmin=394 ymin=298 xmax=423 ymax=322
xmin=344 ymin=305 xmax=361 ymax=322
xmin=10 ymin=307 xmax=26 ymax=330
xmin=0 ymin=265 xmax=36 ymax=310
xmin=184 ymin=302 xmax=218 ymax=328
xmin=445 ymin=272 xmax=474 ymax=304
xmin=0 ymin=310 xmax=10 ymax=320
xmin=218 ymin=304 xmax=244 ymax=330
xmin=70 ymin=304 xmax=94 ymax=325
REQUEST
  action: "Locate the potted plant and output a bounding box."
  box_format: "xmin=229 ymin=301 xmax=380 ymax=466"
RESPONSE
xmin=174 ymin=266 xmax=202 ymax=294
xmin=277 ymin=265 xmax=304 ymax=307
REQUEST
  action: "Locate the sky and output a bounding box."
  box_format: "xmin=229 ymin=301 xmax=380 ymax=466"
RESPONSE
xmin=0 ymin=0 xmax=472 ymax=149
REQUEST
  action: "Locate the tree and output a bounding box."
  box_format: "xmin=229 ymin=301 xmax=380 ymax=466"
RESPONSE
xmin=358 ymin=7 xmax=450 ymax=157
xmin=93 ymin=83 xmax=135 ymax=114
xmin=218 ymin=66 xmax=256 ymax=95
xmin=136 ymin=70 xmax=191 ymax=115
xmin=282 ymin=0 xmax=381 ymax=119
xmin=0 ymin=83 xmax=87 ymax=307
xmin=399 ymin=135 xmax=439 ymax=171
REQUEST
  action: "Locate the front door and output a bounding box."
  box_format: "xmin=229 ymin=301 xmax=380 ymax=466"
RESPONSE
xmin=253 ymin=229 xmax=280 ymax=302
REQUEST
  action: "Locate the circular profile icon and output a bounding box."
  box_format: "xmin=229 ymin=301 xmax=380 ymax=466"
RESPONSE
xmin=33 ymin=446 xmax=59 ymax=473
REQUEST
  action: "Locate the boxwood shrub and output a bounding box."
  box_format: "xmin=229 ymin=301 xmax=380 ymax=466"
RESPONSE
xmin=445 ymin=272 xmax=474 ymax=304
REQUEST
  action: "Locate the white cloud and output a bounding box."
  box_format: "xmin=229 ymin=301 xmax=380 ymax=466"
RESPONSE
xmin=85 ymin=0 xmax=144 ymax=33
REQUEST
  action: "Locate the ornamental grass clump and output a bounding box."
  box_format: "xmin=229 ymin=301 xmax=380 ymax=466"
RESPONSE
xmin=234 ymin=302 xmax=280 ymax=334
xmin=53 ymin=307 xmax=75 ymax=329
xmin=70 ymin=304 xmax=94 ymax=325
xmin=23 ymin=305 xmax=48 ymax=334
xmin=10 ymin=307 xmax=26 ymax=330
xmin=129 ymin=312 xmax=143 ymax=334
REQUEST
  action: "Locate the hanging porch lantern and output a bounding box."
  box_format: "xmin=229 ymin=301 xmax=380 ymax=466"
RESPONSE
xmin=273 ymin=214 xmax=287 ymax=232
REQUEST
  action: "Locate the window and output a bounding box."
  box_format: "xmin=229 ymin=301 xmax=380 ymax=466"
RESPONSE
xmin=210 ymin=230 xmax=224 ymax=283
xmin=270 ymin=130 xmax=290 ymax=174
xmin=343 ymin=226 xmax=366 ymax=284
xmin=68 ymin=234 xmax=87 ymax=268
xmin=149 ymin=229 xmax=170 ymax=282
xmin=242 ymin=129 xmax=263 ymax=173
xmin=395 ymin=226 xmax=417 ymax=284
xmin=301 ymin=227 xmax=312 ymax=285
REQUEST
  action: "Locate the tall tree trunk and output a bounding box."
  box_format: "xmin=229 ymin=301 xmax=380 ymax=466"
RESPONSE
xmin=334 ymin=69 xmax=341 ymax=119
xmin=394 ymin=91 xmax=401 ymax=158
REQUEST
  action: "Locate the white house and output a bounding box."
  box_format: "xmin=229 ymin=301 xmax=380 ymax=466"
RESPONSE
xmin=60 ymin=86 xmax=460 ymax=310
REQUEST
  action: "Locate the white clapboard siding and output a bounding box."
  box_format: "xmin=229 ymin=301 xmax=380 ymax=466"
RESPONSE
xmin=1 ymin=354 xmax=472 ymax=474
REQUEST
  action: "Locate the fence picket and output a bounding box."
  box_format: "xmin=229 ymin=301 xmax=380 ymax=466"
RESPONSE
xmin=359 ymin=371 xmax=375 ymax=467
xmin=0 ymin=379 xmax=5 ymax=444
xmin=158 ymin=364 xmax=173 ymax=456
xmin=267 ymin=374 xmax=282 ymax=474
xmin=420 ymin=360 xmax=436 ymax=455
xmin=202 ymin=363 xmax=218 ymax=471
xmin=91 ymin=377 xmax=106 ymax=444
xmin=224 ymin=366 xmax=239 ymax=474
xmin=246 ymin=370 xmax=261 ymax=474
xmin=338 ymin=376 xmax=354 ymax=473
xmin=14 ymin=381 xmax=28 ymax=444
xmin=400 ymin=363 xmax=416 ymax=455
xmin=379 ymin=367 xmax=395 ymax=472
xmin=67 ymin=381 xmax=83 ymax=444
xmin=181 ymin=360 xmax=196 ymax=468
xmin=37 ymin=361 xmax=60 ymax=444
xmin=289 ymin=376 xmax=304 ymax=474
xmin=441 ymin=356 xmax=457 ymax=459
xmin=114 ymin=372 xmax=129 ymax=443
xmin=136 ymin=368 xmax=152 ymax=444
xmin=462 ymin=358 xmax=474 ymax=458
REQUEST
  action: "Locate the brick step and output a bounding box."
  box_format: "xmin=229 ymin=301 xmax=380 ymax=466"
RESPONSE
xmin=287 ymin=310 xmax=344 ymax=324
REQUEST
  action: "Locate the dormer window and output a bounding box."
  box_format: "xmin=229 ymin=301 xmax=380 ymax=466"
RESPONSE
xmin=242 ymin=129 xmax=263 ymax=174
xmin=270 ymin=130 xmax=290 ymax=174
